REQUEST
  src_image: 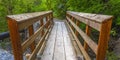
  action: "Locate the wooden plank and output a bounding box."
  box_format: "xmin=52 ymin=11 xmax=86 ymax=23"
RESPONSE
xmin=66 ymin=20 xmax=91 ymax=60
xmin=62 ymin=22 xmax=77 ymax=60
xmin=67 ymin=17 xmax=98 ymax=54
xmin=41 ymin=22 xmax=58 ymax=60
xmin=96 ymin=19 xmax=112 ymax=60
xmin=53 ymin=22 xmax=65 ymax=60
xmin=84 ymin=25 xmax=91 ymax=51
xmin=7 ymin=19 xmax=23 ymax=60
xmin=28 ymin=25 xmax=35 ymax=52
xmin=28 ymin=24 xmax=51 ymax=60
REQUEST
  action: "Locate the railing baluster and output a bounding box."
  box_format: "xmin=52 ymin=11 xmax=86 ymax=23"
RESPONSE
xmin=71 ymin=17 xmax=75 ymax=31
xmin=29 ymin=25 xmax=35 ymax=52
xmin=84 ymin=25 xmax=91 ymax=52
xmin=75 ymin=20 xmax=80 ymax=38
xmin=40 ymin=17 xmax=44 ymax=37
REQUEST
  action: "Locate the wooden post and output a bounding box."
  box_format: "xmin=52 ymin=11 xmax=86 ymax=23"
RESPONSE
xmin=84 ymin=25 xmax=91 ymax=51
xmin=28 ymin=25 xmax=35 ymax=52
xmin=7 ymin=18 xmax=23 ymax=60
xmin=46 ymin=15 xmax=49 ymax=29
xmin=71 ymin=17 xmax=74 ymax=31
xmin=96 ymin=20 xmax=112 ymax=60
xmin=50 ymin=13 xmax=53 ymax=25
xmin=51 ymin=13 xmax=54 ymax=25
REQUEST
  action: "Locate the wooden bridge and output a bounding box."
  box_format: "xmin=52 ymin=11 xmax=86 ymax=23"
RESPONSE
xmin=7 ymin=11 xmax=113 ymax=60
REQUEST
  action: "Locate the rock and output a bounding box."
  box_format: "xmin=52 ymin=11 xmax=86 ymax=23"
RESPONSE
xmin=0 ymin=49 xmax=14 ymax=60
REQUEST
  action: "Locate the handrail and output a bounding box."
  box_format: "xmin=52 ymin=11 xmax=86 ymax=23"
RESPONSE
xmin=7 ymin=11 xmax=53 ymax=60
xmin=7 ymin=11 xmax=52 ymax=30
xmin=66 ymin=11 xmax=113 ymax=60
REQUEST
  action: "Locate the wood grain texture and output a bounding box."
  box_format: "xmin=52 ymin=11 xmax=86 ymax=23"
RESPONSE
xmin=67 ymin=17 xmax=98 ymax=54
xmin=28 ymin=25 xmax=51 ymax=60
xmin=28 ymin=25 xmax=35 ymax=52
xmin=7 ymin=19 xmax=23 ymax=60
xmin=84 ymin=25 xmax=91 ymax=52
xmin=37 ymin=24 xmax=53 ymax=60
xmin=41 ymin=21 xmax=77 ymax=60
xmin=40 ymin=17 xmax=44 ymax=37
xmin=22 ymin=20 xmax=50 ymax=51
xmin=65 ymin=20 xmax=91 ymax=60
xmin=41 ymin=23 xmax=58 ymax=60
xmin=7 ymin=11 xmax=52 ymax=30
xmin=53 ymin=22 xmax=65 ymax=60
xmin=62 ymin=22 xmax=77 ymax=60
xmin=75 ymin=20 xmax=80 ymax=38
xmin=67 ymin=13 xmax=101 ymax=31
xmin=96 ymin=19 xmax=112 ymax=60
xmin=67 ymin=11 xmax=113 ymax=23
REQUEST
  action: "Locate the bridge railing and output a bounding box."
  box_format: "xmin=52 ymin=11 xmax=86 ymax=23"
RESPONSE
xmin=7 ymin=11 xmax=53 ymax=60
xmin=66 ymin=11 xmax=113 ymax=60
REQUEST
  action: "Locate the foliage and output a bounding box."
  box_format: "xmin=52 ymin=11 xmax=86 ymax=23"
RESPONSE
xmin=107 ymin=51 xmax=119 ymax=60
xmin=66 ymin=0 xmax=120 ymax=36
xmin=0 ymin=0 xmax=120 ymax=35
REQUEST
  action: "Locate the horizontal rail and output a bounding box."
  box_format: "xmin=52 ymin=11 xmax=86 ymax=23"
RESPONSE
xmin=67 ymin=11 xmax=113 ymax=23
xmin=65 ymin=21 xmax=91 ymax=60
xmin=66 ymin=11 xmax=113 ymax=60
xmin=67 ymin=11 xmax=113 ymax=31
xmin=28 ymin=24 xmax=52 ymax=60
xmin=67 ymin=17 xmax=98 ymax=54
xmin=22 ymin=19 xmax=51 ymax=51
xmin=7 ymin=11 xmax=52 ymax=30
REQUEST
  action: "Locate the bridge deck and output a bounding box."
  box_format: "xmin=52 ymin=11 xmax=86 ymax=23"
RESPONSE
xmin=38 ymin=21 xmax=77 ymax=60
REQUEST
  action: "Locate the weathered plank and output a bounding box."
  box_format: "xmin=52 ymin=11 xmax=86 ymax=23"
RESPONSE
xmin=7 ymin=19 xmax=23 ymax=60
xmin=67 ymin=11 xmax=113 ymax=23
xmin=62 ymin=22 xmax=77 ymax=60
xmin=28 ymin=24 xmax=52 ymax=60
xmin=66 ymin=20 xmax=91 ymax=60
xmin=84 ymin=25 xmax=91 ymax=51
xmin=7 ymin=11 xmax=52 ymax=30
xmin=53 ymin=22 xmax=65 ymax=60
xmin=22 ymin=20 xmax=50 ymax=51
xmin=67 ymin=13 xmax=101 ymax=31
xmin=37 ymin=22 xmax=53 ymax=59
xmin=28 ymin=25 xmax=35 ymax=52
xmin=96 ymin=19 xmax=112 ymax=60
xmin=41 ymin=22 xmax=58 ymax=60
